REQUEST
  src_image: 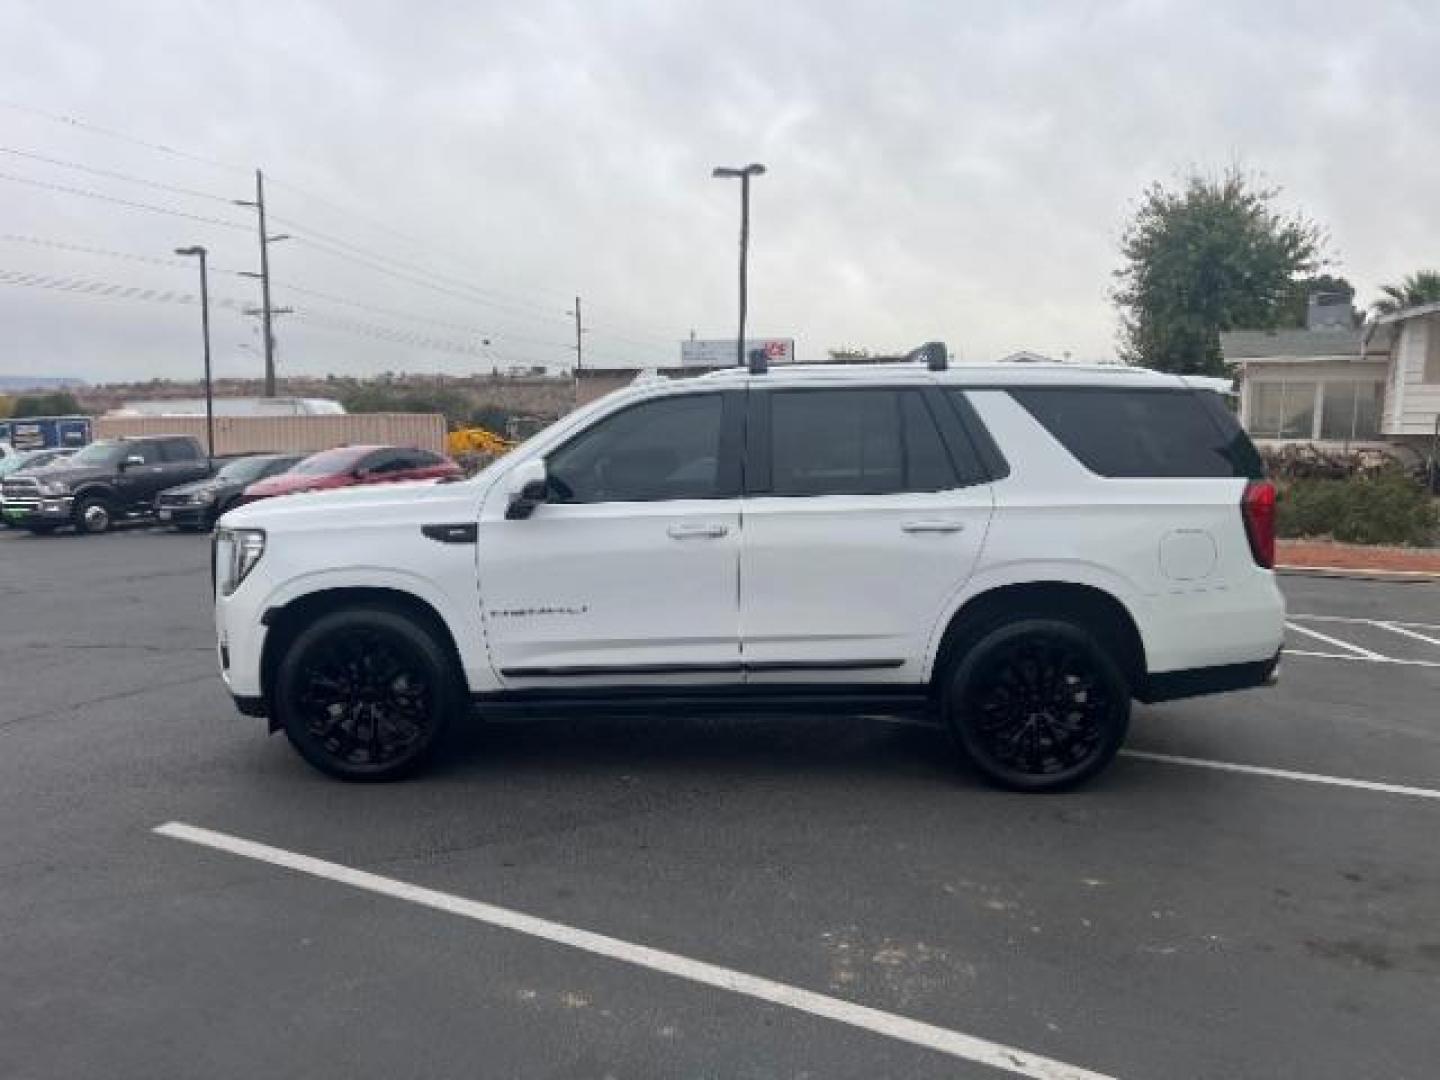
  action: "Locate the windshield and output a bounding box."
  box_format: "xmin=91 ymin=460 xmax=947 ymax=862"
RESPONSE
xmin=287 ymin=447 xmax=368 ymax=476
xmin=65 ymin=441 xmax=127 ymax=467
xmin=218 ymin=455 xmax=293 ymax=483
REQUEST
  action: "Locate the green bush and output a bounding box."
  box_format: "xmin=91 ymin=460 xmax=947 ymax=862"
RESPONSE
xmin=1277 ymin=471 xmax=1438 ymax=546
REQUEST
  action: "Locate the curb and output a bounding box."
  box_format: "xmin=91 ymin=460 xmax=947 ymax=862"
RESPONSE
xmin=1277 ymin=564 xmax=1440 ymax=584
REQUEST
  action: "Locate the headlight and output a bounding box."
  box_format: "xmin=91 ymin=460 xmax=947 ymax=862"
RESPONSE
xmin=216 ymin=528 xmax=266 ymax=596
xmin=38 ymin=480 xmax=70 ymax=496
xmin=192 ymin=490 xmax=217 ymax=505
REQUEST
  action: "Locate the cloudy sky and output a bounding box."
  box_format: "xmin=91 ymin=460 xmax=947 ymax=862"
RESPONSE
xmin=1 ymin=0 xmax=1436 ymax=384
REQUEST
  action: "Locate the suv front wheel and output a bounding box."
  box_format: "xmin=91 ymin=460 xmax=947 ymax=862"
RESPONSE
xmin=944 ymin=618 xmax=1130 ymax=792
xmin=275 ymin=607 xmax=459 ymax=781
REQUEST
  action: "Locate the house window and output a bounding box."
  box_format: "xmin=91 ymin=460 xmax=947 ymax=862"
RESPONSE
xmin=1319 ymin=382 xmax=1384 ymax=441
xmin=1426 ymin=317 xmax=1440 ymax=384
xmin=1249 ymin=381 xmax=1317 ymax=439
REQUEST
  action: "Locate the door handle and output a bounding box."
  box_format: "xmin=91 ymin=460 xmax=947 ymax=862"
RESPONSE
xmin=901 ymin=520 xmax=965 ymax=534
xmin=667 ymin=523 xmax=729 ymax=539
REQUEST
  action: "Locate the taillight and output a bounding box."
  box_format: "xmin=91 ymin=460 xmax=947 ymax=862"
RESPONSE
xmin=1242 ymin=481 xmax=1276 ymax=569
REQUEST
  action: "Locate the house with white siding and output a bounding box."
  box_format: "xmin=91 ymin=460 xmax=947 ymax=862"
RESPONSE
xmin=1220 ymin=296 xmax=1440 ymax=454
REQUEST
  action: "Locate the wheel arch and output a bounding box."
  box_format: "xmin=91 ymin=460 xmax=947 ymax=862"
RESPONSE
xmin=258 ymin=586 xmax=469 ymax=730
xmin=927 ymin=580 xmax=1148 ymax=693
xmin=72 ymin=482 xmax=120 ymax=505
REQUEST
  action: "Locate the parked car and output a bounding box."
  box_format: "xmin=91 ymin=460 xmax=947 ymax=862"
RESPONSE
xmin=2 ymin=434 xmax=210 ymax=534
xmin=156 ymin=453 xmax=303 ymax=532
xmin=213 ymin=357 xmax=1284 ymax=787
xmin=233 ymin=445 xmax=460 ymax=508
xmin=0 ymin=448 xmax=74 ymax=527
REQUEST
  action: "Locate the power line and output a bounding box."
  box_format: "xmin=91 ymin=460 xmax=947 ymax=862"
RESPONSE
xmin=0 ymin=146 xmax=235 ymax=203
xmin=0 ymin=233 xmax=248 ymax=274
xmin=285 ymin=232 xmax=573 ymax=324
xmin=264 ymin=173 xmax=575 ymax=303
xmin=269 ymin=213 xmax=568 ymax=321
xmin=0 ymin=170 xmax=252 ymax=231
xmin=0 ymin=266 xmax=569 ymax=363
xmin=0 ymin=266 xmax=249 ymax=309
xmin=1 ymin=103 xmax=678 ymax=351
xmin=0 ymin=100 xmax=248 ymax=173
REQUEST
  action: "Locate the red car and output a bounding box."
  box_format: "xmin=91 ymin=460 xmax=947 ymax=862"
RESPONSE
xmin=235 ymin=445 xmax=461 ymax=507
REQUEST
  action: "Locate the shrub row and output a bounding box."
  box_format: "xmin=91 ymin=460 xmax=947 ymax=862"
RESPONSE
xmin=1276 ymin=470 xmax=1438 ymax=546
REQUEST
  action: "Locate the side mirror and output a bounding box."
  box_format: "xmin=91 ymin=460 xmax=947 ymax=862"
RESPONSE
xmin=504 ymin=458 xmax=549 ymax=520
xmin=121 ymin=454 xmax=146 ymax=469
xmin=352 ymin=467 xmax=372 ymax=480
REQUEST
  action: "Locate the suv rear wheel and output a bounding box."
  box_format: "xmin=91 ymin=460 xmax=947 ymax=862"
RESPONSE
xmin=944 ymin=618 xmax=1130 ymax=792
xmin=74 ymin=495 xmax=114 ymax=535
xmin=275 ymin=607 xmax=459 ymax=781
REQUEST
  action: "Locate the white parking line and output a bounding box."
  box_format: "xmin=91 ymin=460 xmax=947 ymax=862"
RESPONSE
xmin=1284 ymin=621 xmax=1388 ymax=660
xmin=1122 ymin=751 xmax=1440 ymax=802
xmin=1286 ymin=649 xmax=1440 ymax=669
xmin=1377 ymin=621 xmax=1440 ymax=649
xmin=154 ymin=822 xmax=1115 ymax=1080
xmin=1289 ymin=614 xmax=1440 ymax=633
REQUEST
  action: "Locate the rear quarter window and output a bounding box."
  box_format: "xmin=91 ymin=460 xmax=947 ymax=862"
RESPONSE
xmin=1010 ymin=387 xmax=1262 ymax=479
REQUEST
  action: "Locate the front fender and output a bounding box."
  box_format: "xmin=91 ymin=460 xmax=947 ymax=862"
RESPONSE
xmin=258 ymin=565 xmax=498 ymax=694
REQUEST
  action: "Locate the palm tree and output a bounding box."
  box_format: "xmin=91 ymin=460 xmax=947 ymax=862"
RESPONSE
xmin=1371 ymin=270 xmax=1440 ymax=316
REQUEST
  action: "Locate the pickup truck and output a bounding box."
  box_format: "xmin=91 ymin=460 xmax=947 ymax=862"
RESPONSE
xmin=1 ymin=434 xmax=211 ymax=534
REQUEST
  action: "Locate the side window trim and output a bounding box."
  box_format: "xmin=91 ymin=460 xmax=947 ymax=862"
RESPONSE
xmin=542 ymin=389 xmax=743 ymax=504
xmin=938 ymin=388 xmax=1010 ymax=482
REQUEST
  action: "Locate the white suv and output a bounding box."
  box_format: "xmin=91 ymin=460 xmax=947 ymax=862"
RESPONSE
xmin=213 ymin=359 xmax=1284 ymax=790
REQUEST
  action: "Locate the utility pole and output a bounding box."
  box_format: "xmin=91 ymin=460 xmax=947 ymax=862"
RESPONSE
xmin=571 ymin=296 xmax=584 ymax=372
xmin=566 ymin=295 xmax=586 ymax=407
xmin=233 ymin=169 xmax=290 ymax=397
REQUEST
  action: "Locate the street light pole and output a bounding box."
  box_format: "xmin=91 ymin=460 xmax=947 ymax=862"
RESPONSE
xmin=712 ymin=163 xmax=766 ymax=370
xmin=174 ymin=245 xmax=215 ymax=466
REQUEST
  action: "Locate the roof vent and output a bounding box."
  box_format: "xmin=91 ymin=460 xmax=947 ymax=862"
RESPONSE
xmin=907 ymin=341 xmax=948 ymax=371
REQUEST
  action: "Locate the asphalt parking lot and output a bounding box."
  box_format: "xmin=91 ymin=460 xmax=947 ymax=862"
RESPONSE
xmin=1 ymin=526 xmax=1437 ymax=1079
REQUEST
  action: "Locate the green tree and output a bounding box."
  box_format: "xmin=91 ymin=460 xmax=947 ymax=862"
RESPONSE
xmin=10 ymin=391 xmax=85 ymax=417
xmin=1114 ymin=169 xmax=1324 ymax=375
xmin=1370 ymin=270 xmax=1440 ymax=317
xmin=340 ymin=385 xmax=473 ymax=426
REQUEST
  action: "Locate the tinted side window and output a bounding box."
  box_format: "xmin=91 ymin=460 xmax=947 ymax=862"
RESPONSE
xmin=161 ymin=439 xmax=199 ymax=462
xmin=762 ymin=388 xmax=959 ymax=496
xmin=125 ymin=442 xmax=160 ymax=465
xmin=1011 ymin=388 xmax=1263 ymax=479
xmin=548 ymin=394 xmax=725 ymax=503
xmin=364 ymin=449 xmax=409 ymax=474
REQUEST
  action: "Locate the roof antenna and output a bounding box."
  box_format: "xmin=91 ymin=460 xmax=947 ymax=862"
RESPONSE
xmin=748 ymin=346 xmax=768 ymax=375
xmin=907 ymin=341 xmax=948 ymax=371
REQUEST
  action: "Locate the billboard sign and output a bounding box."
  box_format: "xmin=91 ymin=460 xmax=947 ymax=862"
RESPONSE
xmin=680 ymin=338 xmax=795 ymax=368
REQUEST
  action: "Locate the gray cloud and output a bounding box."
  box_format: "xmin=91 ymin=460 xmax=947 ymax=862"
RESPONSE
xmin=1 ymin=0 xmax=1437 ymax=383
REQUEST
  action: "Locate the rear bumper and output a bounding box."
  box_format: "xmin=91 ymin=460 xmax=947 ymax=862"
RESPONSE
xmin=1137 ymin=649 xmax=1281 ymax=704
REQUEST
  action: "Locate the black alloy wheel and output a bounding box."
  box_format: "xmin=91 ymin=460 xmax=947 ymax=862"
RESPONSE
xmin=946 ymin=618 xmax=1129 ymax=791
xmin=276 ymin=608 xmax=458 ymax=781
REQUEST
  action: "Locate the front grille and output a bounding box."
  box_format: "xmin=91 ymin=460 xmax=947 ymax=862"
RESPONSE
xmin=2 ymin=477 xmax=40 ymax=511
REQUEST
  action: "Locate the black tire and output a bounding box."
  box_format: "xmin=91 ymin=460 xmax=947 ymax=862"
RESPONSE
xmin=275 ymin=606 xmax=460 ymax=781
xmin=73 ymin=494 xmax=114 ymax=535
xmin=944 ymin=618 xmax=1130 ymax=792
